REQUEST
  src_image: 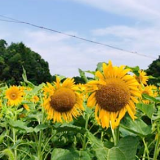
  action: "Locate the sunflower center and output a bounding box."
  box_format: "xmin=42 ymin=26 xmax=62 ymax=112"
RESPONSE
xmin=10 ymin=93 xmax=17 ymax=100
xmin=95 ymin=79 xmax=130 ymax=112
xmin=50 ymin=88 xmax=76 ymax=112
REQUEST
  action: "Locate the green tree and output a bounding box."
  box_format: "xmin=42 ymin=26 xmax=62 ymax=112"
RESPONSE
xmin=0 ymin=39 xmax=7 ymax=54
xmin=146 ymin=56 xmax=160 ymax=85
xmin=0 ymin=39 xmax=53 ymax=85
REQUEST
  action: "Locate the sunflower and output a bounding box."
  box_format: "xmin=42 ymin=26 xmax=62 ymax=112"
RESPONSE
xmin=43 ymin=77 xmax=84 ymax=123
xmin=20 ymin=86 xmax=32 ymax=95
xmin=23 ymin=104 xmax=30 ymax=111
xmin=135 ymin=70 xmax=148 ymax=85
xmin=86 ymin=61 xmax=141 ymax=129
xmin=141 ymin=85 xmax=157 ymax=104
xmin=5 ymin=86 xmax=24 ymax=106
xmin=32 ymin=95 xmax=39 ymax=103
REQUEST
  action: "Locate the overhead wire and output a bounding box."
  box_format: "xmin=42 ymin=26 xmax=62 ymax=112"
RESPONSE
xmin=0 ymin=14 xmax=157 ymax=59
xmin=0 ymin=18 xmax=18 ymax=23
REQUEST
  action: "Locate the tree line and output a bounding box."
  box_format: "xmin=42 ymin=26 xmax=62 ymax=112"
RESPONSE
xmin=0 ymin=39 xmax=53 ymax=85
xmin=0 ymin=39 xmax=159 ymax=85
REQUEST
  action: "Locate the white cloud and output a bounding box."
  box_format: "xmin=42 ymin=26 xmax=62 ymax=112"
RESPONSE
xmin=91 ymin=25 xmax=160 ymax=57
xmin=69 ymin=0 xmax=160 ymax=23
xmin=0 ymin=22 xmax=157 ymax=77
xmin=26 ymin=30 xmax=71 ymax=43
xmin=24 ymin=29 xmax=155 ymax=77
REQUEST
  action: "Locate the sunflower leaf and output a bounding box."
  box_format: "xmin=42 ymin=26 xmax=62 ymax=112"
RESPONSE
xmin=107 ymin=136 xmax=139 ymax=160
xmin=78 ymin=69 xmax=88 ymax=83
xmin=22 ymin=66 xmax=35 ymax=87
xmin=51 ymin=148 xmax=91 ymax=160
xmin=8 ymin=120 xmax=34 ymax=133
xmin=136 ymin=103 xmax=155 ymax=118
xmin=34 ymin=124 xmax=49 ymax=133
xmin=96 ymin=62 xmax=105 ymax=72
xmin=125 ymin=66 xmax=140 ymax=76
xmin=0 ymin=148 xmax=15 ymax=160
xmin=142 ymin=94 xmax=158 ymax=103
xmin=53 ymin=123 xmax=86 ymax=134
xmin=87 ymin=131 xmax=108 ymax=160
xmin=120 ymin=116 xmax=152 ymax=137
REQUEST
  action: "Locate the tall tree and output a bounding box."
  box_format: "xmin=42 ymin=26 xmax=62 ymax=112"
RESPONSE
xmin=0 ymin=39 xmax=53 ymax=85
xmin=146 ymin=56 xmax=160 ymax=85
xmin=0 ymin=39 xmax=7 ymax=54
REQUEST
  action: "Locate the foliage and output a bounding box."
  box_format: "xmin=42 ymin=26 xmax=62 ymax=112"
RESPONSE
xmin=0 ymin=61 xmax=160 ymax=160
xmin=146 ymin=57 xmax=160 ymax=85
xmin=0 ymin=39 xmax=52 ymax=85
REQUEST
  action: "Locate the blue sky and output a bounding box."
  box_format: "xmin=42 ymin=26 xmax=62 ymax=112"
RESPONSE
xmin=0 ymin=0 xmax=160 ymax=77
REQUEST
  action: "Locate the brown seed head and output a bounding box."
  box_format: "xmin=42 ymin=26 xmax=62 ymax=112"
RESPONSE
xmin=50 ymin=88 xmax=76 ymax=112
xmin=95 ymin=80 xmax=130 ymax=112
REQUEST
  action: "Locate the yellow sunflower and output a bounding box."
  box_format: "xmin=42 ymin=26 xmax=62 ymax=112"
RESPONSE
xmin=20 ymin=86 xmax=32 ymax=95
xmin=43 ymin=77 xmax=84 ymax=123
xmin=32 ymin=95 xmax=39 ymax=103
xmin=135 ymin=70 xmax=148 ymax=85
xmin=5 ymin=86 xmax=24 ymax=106
xmin=23 ymin=104 xmax=30 ymax=111
xmin=141 ymin=85 xmax=157 ymax=104
xmin=86 ymin=61 xmax=141 ymax=129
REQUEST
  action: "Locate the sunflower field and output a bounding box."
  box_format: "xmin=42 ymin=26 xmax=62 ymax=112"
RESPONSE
xmin=0 ymin=61 xmax=160 ymax=160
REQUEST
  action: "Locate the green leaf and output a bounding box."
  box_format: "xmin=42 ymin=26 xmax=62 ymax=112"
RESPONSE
xmin=125 ymin=66 xmax=140 ymax=76
xmin=119 ymin=127 xmax=136 ymax=137
xmin=94 ymin=148 xmax=108 ymax=160
xmin=120 ymin=116 xmax=152 ymax=137
xmin=78 ymin=69 xmax=88 ymax=83
xmin=107 ymin=136 xmax=139 ymax=160
xmin=0 ymin=132 xmax=5 ymax=144
xmin=136 ymin=103 xmax=155 ymax=118
xmin=9 ymin=120 xmax=34 ymax=133
xmin=85 ymin=70 xmax=96 ymax=75
xmin=104 ymin=141 xmax=114 ymax=149
xmin=22 ymin=66 xmax=35 ymax=87
xmin=51 ymin=148 xmax=91 ymax=160
xmin=27 ymin=112 xmax=43 ymax=123
xmin=108 ymin=148 xmax=125 ymax=160
xmin=155 ymin=96 xmax=160 ymax=101
xmin=53 ymin=123 xmax=86 ymax=134
xmin=150 ymin=76 xmax=157 ymax=80
xmin=30 ymin=83 xmax=44 ymax=94
xmin=55 ymin=74 xmax=66 ymax=81
xmin=96 ymin=62 xmax=104 ymax=72
xmin=34 ymin=124 xmax=48 ymax=133
xmin=87 ymin=131 xmax=108 ymax=160
xmin=0 ymin=149 xmax=15 ymax=160
xmin=87 ymin=131 xmax=104 ymax=148
xmin=142 ymin=94 xmax=158 ymax=103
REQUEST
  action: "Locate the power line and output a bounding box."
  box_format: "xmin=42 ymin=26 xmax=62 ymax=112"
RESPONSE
xmin=0 ymin=18 xmax=18 ymax=23
xmin=0 ymin=14 xmax=157 ymax=59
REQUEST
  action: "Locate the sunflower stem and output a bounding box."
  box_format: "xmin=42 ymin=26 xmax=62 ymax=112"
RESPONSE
xmin=153 ymin=134 xmax=160 ymax=160
xmin=142 ymin=138 xmax=150 ymax=160
xmin=111 ymin=126 xmax=119 ymax=146
xmin=101 ymin=131 xmax=104 ymax=141
xmin=13 ymin=128 xmax=17 ymax=160
xmin=82 ymin=114 xmax=89 ymax=150
xmin=12 ymin=109 xmax=18 ymax=160
xmin=38 ymin=130 xmax=43 ymax=160
xmin=115 ymin=127 xmax=119 ymax=146
xmin=37 ymin=107 xmax=45 ymax=160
